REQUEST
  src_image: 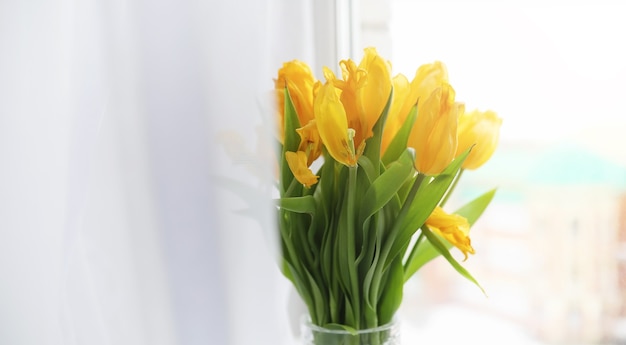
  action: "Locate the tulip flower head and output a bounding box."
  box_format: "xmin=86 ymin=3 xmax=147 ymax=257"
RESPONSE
xmin=315 ymin=48 xmax=392 ymax=167
xmin=426 ymin=207 xmax=475 ymax=260
xmin=274 ymin=60 xmax=317 ymax=143
xmin=409 ymin=83 xmax=461 ymax=175
xmin=382 ymin=62 xmax=448 ymax=155
xmin=456 ymin=110 xmax=502 ymax=170
xmin=314 ymin=81 xmax=358 ymax=167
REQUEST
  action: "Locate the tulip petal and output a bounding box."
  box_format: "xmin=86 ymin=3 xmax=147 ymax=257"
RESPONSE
xmin=314 ymin=82 xmax=357 ymax=166
xmin=275 ymin=61 xmax=317 ymax=143
xmin=358 ymin=47 xmax=392 ymax=142
xmin=410 ymin=84 xmax=459 ymax=175
xmin=296 ymin=120 xmax=323 ymax=166
xmin=285 ymin=151 xmax=319 ymax=188
xmin=381 ymin=74 xmax=411 ymax=154
xmin=426 ymin=207 xmax=474 ymax=260
xmin=456 ymin=110 xmax=502 ymax=170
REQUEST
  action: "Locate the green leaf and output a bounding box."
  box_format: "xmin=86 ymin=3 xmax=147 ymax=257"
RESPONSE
xmin=362 ymin=213 xmax=385 ymax=323
xmin=456 ymin=188 xmax=497 ymax=225
xmin=342 ymin=166 xmax=361 ymax=323
xmin=279 ymin=195 xmax=316 ymax=214
xmin=377 ymin=256 xmax=404 ymax=325
xmin=363 ymin=88 xmax=394 ymax=178
xmin=381 ymin=104 xmax=417 ymax=166
xmin=281 ymin=258 xmax=295 ymax=284
xmin=334 ymin=167 xmax=361 ymax=325
xmin=403 ymin=236 xmax=438 ymax=282
xmin=396 ymin=173 xmax=415 ymax=205
xmin=358 ymin=150 xmax=414 ymax=228
xmin=280 ymin=88 xmax=302 ymax=195
xmin=321 ymin=225 xmax=336 ymax=318
xmin=304 ymin=267 xmax=327 ymax=325
xmin=285 ymin=262 xmax=316 ymax=322
xmin=402 ymin=188 xmax=497 ymax=281
xmin=328 ymin=292 xmax=339 ymax=324
xmin=344 ymin=296 xmax=356 ymax=327
xmin=421 ymin=226 xmax=486 ymax=295
xmin=315 ymin=155 xmax=335 ymax=228
xmin=357 ymin=155 xmax=377 ymax=184
xmin=387 ymin=148 xmax=471 ymax=266
xmin=362 ymin=213 xmax=384 ymax=305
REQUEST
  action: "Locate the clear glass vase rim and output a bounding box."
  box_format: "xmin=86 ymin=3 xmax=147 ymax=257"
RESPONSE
xmin=300 ymin=315 xmax=398 ymax=335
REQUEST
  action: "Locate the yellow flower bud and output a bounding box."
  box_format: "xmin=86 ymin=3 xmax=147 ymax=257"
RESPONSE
xmin=285 ymin=151 xmax=319 ymax=188
xmin=426 ymin=207 xmax=474 ymax=260
xmin=275 ymin=61 xmax=317 ymax=143
xmin=409 ymin=84 xmax=460 ymax=175
xmin=456 ymin=110 xmax=502 ymax=170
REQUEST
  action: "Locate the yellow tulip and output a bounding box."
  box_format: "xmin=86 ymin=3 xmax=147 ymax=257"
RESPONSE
xmin=316 ymin=48 xmax=392 ymax=166
xmin=275 ymin=60 xmax=317 ymax=143
xmin=456 ymin=110 xmax=502 ymax=170
xmin=403 ymin=61 xmax=449 ymax=123
xmin=285 ymin=151 xmax=319 ymax=188
xmin=409 ymin=84 xmax=460 ymax=175
xmin=426 ymin=207 xmax=474 ymax=260
xmin=327 ymin=49 xmax=391 ymax=151
xmin=295 ymin=120 xmax=323 ymax=166
xmin=314 ymin=82 xmax=358 ymax=166
xmin=382 ymin=62 xmax=448 ymax=155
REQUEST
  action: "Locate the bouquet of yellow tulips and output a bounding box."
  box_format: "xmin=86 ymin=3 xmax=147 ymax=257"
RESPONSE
xmin=274 ymin=47 xmax=501 ymax=343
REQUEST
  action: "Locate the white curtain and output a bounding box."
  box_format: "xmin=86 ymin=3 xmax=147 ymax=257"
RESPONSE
xmin=0 ymin=0 xmax=317 ymax=344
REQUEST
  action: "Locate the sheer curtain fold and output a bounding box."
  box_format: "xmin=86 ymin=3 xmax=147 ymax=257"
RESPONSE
xmin=0 ymin=0 xmax=316 ymax=344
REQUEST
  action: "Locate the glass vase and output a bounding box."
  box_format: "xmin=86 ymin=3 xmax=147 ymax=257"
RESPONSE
xmin=300 ymin=317 xmax=400 ymax=345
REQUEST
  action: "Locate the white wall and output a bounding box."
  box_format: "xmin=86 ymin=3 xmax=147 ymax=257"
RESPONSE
xmin=0 ymin=0 xmax=321 ymax=344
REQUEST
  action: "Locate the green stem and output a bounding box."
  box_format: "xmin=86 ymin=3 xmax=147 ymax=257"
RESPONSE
xmin=440 ymin=168 xmax=464 ymax=207
xmin=346 ymin=165 xmax=360 ymax=328
xmin=284 ymin=175 xmax=300 ymax=197
xmin=403 ymin=232 xmax=424 ymax=270
xmin=279 ymin=212 xmax=316 ymax=322
xmin=369 ymin=173 xmax=426 ymax=318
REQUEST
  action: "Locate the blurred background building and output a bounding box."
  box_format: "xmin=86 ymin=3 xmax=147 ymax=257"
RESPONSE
xmin=376 ymin=1 xmax=626 ymax=344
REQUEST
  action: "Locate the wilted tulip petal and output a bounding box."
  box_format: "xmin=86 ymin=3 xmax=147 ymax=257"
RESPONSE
xmin=426 ymin=207 xmax=474 ymax=260
xmin=285 ymin=151 xmax=319 ymax=188
xmin=296 ymin=120 xmax=323 ymax=166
